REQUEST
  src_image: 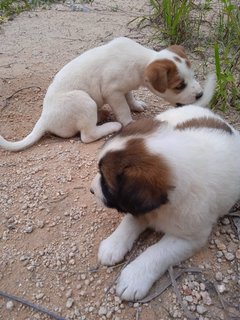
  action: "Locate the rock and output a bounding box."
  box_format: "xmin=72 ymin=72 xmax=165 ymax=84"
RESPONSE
xmin=200 ymin=283 xmax=206 ymax=291
xmin=215 ymin=272 xmax=223 ymax=281
xmin=216 ymin=241 xmax=226 ymax=251
xmin=224 ymin=252 xmax=235 ymax=261
xmin=24 ymin=225 xmax=33 ymax=233
xmin=201 ymin=291 xmax=212 ymax=305
xmin=35 ymin=293 xmax=44 ymax=300
xmin=185 ymin=295 xmax=193 ymax=302
xmin=66 ymin=298 xmax=74 ymax=308
xmin=98 ymin=306 xmax=107 ymax=316
xmin=235 ymin=249 xmax=240 ymax=259
xmin=66 ymin=289 xmax=72 ymax=298
xmin=196 ymin=305 xmax=207 ymax=314
xmin=221 ymin=217 xmax=230 ymax=225
xmin=216 ymin=251 xmax=223 ymax=258
xmin=218 ymin=284 xmax=226 ymax=293
xmin=6 ymin=301 xmax=14 ymax=310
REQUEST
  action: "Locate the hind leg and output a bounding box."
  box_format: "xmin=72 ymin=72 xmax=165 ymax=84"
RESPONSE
xmin=71 ymin=91 xmax=121 ymax=143
xmin=44 ymin=90 xmax=121 ymax=142
xmin=81 ymin=122 xmax=121 ymax=143
xmin=81 ymin=120 xmax=121 ymax=143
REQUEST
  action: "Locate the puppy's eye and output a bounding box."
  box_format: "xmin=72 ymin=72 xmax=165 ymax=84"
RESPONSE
xmin=175 ymin=82 xmax=186 ymax=90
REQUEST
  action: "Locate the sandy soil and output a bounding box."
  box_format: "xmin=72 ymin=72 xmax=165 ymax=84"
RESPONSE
xmin=0 ymin=1 xmax=239 ymax=320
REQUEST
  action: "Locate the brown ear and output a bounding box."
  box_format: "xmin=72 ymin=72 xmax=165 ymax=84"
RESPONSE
xmin=117 ymin=162 xmax=170 ymax=215
xmin=99 ymin=139 xmax=174 ymax=215
xmin=167 ymin=45 xmax=186 ymax=59
xmin=144 ymin=59 xmax=178 ymax=93
xmin=144 ymin=60 xmax=168 ymax=93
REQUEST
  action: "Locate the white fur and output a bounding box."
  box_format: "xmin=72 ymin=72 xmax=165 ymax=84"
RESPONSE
xmin=91 ymin=104 xmax=240 ymax=301
xmin=0 ymin=37 xmax=203 ymax=152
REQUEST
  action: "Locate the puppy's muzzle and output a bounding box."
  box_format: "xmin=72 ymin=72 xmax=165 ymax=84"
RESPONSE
xmin=176 ymin=91 xmax=203 ymax=107
xmin=196 ymin=92 xmax=203 ymax=100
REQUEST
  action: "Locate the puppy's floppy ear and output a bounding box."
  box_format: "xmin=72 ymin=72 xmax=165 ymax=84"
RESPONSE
xmin=100 ymin=139 xmax=173 ymax=215
xmin=144 ymin=59 xmax=178 ymax=93
xmin=117 ymin=163 xmax=170 ymax=215
xmin=167 ymin=45 xmax=186 ymax=59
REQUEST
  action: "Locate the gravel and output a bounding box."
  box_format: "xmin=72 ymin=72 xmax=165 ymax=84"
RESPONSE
xmin=0 ymin=1 xmax=240 ymax=320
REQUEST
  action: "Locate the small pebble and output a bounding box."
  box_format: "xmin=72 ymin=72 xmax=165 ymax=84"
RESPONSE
xmin=218 ymin=284 xmax=226 ymax=293
xmin=66 ymin=289 xmax=72 ymax=298
xmin=235 ymin=249 xmax=240 ymax=260
xmin=224 ymin=252 xmax=235 ymax=261
xmin=215 ymin=272 xmax=223 ymax=281
xmin=216 ymin=242 xmax=226 ymax=251
xmin=185 ymin=295 xmax=193 ymax=303
xmin=201 ymin=291 xmax=212 ymax=305
xmin=221 ymin=217 xmax=230 ymax=225
xmin=35 ymin=293 xmax=44 ymax=300
xmin=6 ymin=301 xmax=14 ymax=310
xmin=197 ymin=305 xmax=207 ymax=315
xmin=66 ymin=298 xmax=74 ymax=308
xmin=98 ymin=306 xmax=107 ymax=316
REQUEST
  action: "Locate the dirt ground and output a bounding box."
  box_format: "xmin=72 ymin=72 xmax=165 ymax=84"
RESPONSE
xmin=0 ymin=1 xmax=239 ymax=320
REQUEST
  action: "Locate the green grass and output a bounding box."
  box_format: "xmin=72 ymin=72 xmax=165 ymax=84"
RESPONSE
xmin=213 ymin=0 xmax=240 ymax=110
xmin=134 ymin=0 xmax=240 ymax=111
xmin=0 ymin=0 xmax=61 ymax=23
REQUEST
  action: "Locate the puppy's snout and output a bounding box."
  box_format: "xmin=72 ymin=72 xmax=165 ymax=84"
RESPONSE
xmin=90 ymin=188 xmax=95 ymax=195
xmin=196 ymin=92 xmax=203 ymax=100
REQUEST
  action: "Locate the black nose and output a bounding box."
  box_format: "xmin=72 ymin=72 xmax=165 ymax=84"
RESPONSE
xmin=90 ymin=188 xmax=94 ymax=195
xmin=176 ymin=103 xmax=184 ymax=107
xmin=196 ymin=92 xmax=203 ymax=100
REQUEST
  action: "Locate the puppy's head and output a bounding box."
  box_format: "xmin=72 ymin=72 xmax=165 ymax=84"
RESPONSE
xmin=90 ymin=119 xmax=173 ymax=216
xmin=144 ymin=45 xmax=203 ymax=106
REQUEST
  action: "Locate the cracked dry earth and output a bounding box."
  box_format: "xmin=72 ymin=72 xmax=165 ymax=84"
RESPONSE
xmin=0 ymin=1 xmax=240 ymax=320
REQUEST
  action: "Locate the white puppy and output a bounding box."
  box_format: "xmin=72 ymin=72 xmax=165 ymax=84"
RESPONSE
xmin=90 ymin=91 xmax=240 ymax=301
xmin=0 ymin=37 xmax=203 ymax=151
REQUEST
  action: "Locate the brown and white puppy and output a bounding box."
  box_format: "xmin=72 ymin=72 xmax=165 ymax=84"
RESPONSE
xmin=90 ymin=104 xmax=240 ymax=301
xmin=0 ymin=37 xmax=203 ymax=151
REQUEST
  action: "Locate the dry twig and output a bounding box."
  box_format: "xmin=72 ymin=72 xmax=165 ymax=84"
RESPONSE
xmin=3 ymin=86 xmax=41 ymax=109
xmin=138 ymin=266 xmax=202 ymax=304
xmin=0 ymin=290 xmax=65 ymax=320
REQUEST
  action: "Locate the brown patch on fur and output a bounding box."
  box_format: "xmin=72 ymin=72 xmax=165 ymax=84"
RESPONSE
xmin=185 ymin=59 xmax=191 ymax=68
xmin=119 ymin=118 xmax=164 ymax=137
xmin=99 ymin=138 xmax=173 ymax=215
xmin=144 ymin=59 xmax=182 ymax=93
xmin=168 ymin=45 xmax=191 ymax=68
xmin=176 ymin=117 xmax=233 ymax=134
xmin=168 ymin=45 xmax=186 ymax=59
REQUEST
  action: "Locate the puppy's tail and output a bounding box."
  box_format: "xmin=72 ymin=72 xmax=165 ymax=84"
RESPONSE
xmin=0 ymin=118 xmax=46 ymax=152
xmin=194 ymin=73 xmax=216 ymax=108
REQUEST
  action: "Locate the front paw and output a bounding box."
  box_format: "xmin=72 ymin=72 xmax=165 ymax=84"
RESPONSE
xmin=98 ymin=236 xmax=129 ymax=266
xmin=130 ymin=100 xmax=147 ymax=112
xmin=116 ymin=262 xmax=153 ymax=301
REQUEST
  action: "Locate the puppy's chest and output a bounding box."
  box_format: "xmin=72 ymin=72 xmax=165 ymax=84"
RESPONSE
xmin=144 ymin=206 xmax=192 ymax=237
xmin=144 ymin=207 xmax=178 ymax=232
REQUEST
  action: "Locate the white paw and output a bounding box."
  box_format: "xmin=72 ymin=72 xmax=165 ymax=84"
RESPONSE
xmin=98 ymin=236 xmax=129 ymax=266
xmin=109 ymin=122 xmax=122 ymax=132
xmin=130 ymin=100 xmax=147 ymax=112
xmin=116 ymin=261 xmax=154 ymax=301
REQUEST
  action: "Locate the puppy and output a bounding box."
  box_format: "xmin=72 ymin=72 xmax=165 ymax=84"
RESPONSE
xmin=0 ymin=37 xmax=203 ymax=151
xmin=90 ymin=98 xmax=240 ymax=301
